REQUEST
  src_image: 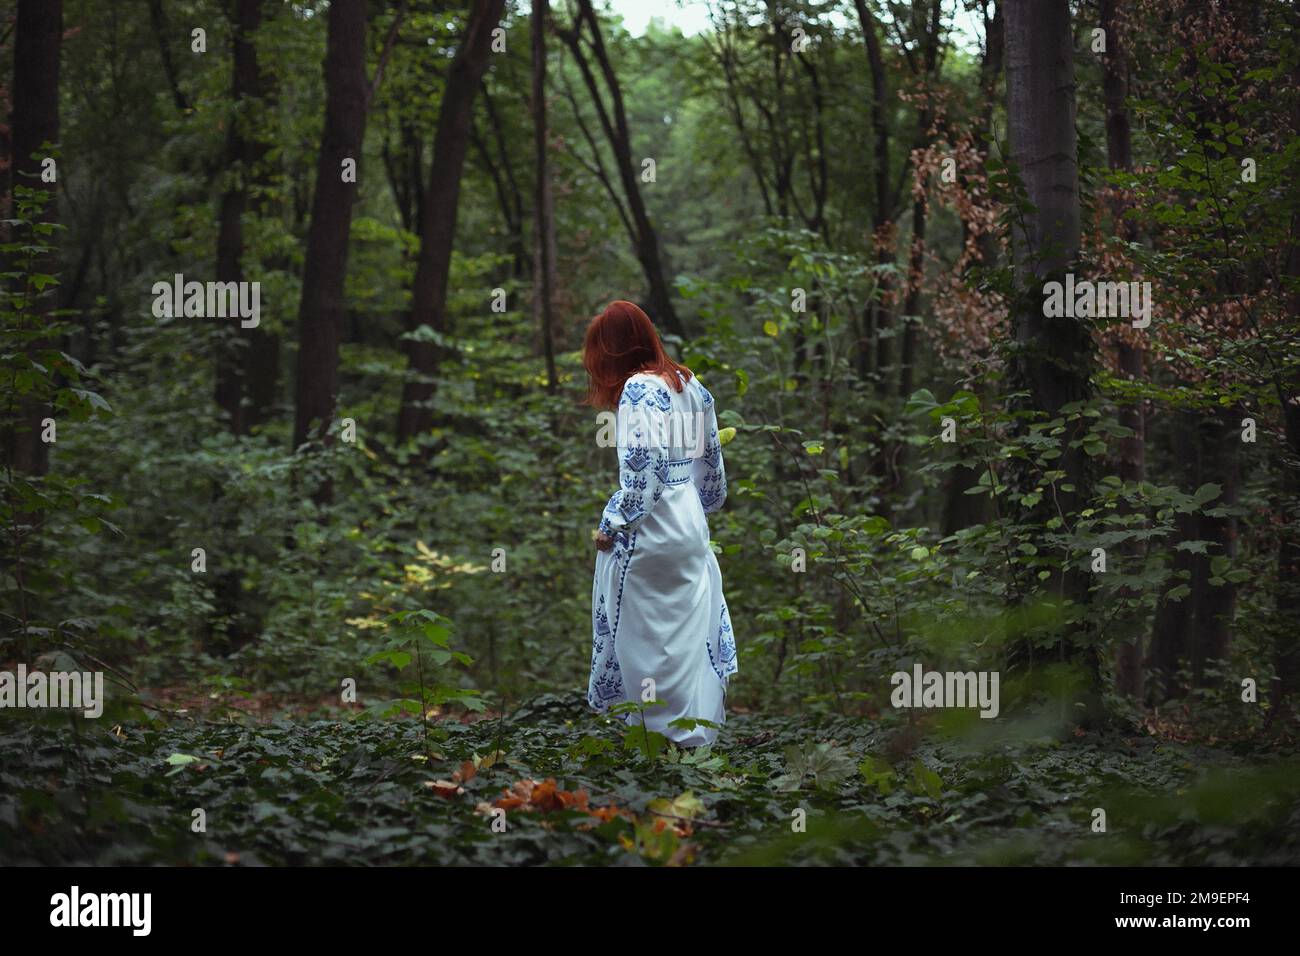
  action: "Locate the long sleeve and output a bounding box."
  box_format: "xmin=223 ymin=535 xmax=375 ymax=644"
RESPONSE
xmin=692 ymin=382 xmax=727 ymax=514
xmin=598 ymin=377 xmax=671 ymax=537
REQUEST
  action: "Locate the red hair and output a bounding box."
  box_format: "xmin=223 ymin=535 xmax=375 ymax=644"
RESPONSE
xmin=582 ymin=300 xmax=692 ymax=409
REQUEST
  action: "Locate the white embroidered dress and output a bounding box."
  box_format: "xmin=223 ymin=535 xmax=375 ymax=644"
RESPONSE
xmin=588 ymin=370 xmax=737 ymax=747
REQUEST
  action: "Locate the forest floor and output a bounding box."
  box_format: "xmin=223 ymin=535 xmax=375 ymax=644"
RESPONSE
xmin=2 ymin=692 xmax=1298 ymax=866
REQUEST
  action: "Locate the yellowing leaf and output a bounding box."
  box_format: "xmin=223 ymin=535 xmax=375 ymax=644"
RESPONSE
xmin=648 ymin=789 xmax=706 ymax=822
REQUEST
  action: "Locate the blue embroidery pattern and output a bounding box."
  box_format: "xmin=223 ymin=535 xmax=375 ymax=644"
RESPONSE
xmin=623 ymin=380 xmax=648 ymax=406
xmin=706 ymin=601 xmax=739 ymax=683
xmin=599 ymin=375 xmax=673 ymax=537
xmin=588 ymin=532 xmax=636 ymax=709
xmin=624 ymin=445 xmax=651 ymax=472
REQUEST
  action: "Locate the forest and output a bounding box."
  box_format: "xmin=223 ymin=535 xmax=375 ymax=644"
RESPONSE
xmin=1 ymin=0 xmax=1299 ymax=869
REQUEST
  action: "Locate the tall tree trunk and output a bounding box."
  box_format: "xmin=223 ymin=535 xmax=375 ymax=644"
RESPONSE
xmin=898 ymin=194 xmax=927 ymax=401
xmin=5 ymin=0 xmax=62 ymax=478
xmin=292 ymin=0 xmax=369 ymax=457
xmin=1149 ymin=410 xmax=1240 ymax=697
xmin=214 ymin=0 xmax=265 ymax=435
xmin=558 ymin=0 xmax=684 ymax=340
xmin=1101 ymin=0 xmax=1145 ymax=700
xmin=853 ymin=0 xmax=893 ymax=386
xmin=975 ymin=1 xmax=1003 ymax=272
xmin=1149 ymin=411 xmax=1198 ymax=701
xmin=474 ymin=85 xmax=528 ymax=282
xmin=244 ymin=0 xmax=285 ymax=432
xmin=897 ymin=0 xmax=942 ymax=402
xmin=1005 ymin=0 xmax=1093 ymax=673
xmin=395 ymin=0 xmax=506 ymax=443
xmin=1191 ymin=409 xmax=1239 ymax=686
xmin=532 ymin=0 xmax=559 ymax=393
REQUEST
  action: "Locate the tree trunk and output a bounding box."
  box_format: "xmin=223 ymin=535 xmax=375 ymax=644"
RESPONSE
xmin=1191 ymin=409 xmax=1238 ymax=686
xmin=475 ymin=86 xmax=528 ymax=282
xmin=1101 ymin=0 xmax=1145 ymax=700
xmin=1005 ymin=0 xmax=1093 ymax=675
xmin=1005 ymin=0 xmax=1088 ymax=501
xmin=214 ymin=0 xmax=265 ymax=435
xmin=853 ymin=0 xmax=893 ymax=386
xmin=244 ymin=0 xmax=285 ymax=432
xmin=5 ymin=0 xmax=62 ymax=478
xmin=975 ymin=1 xmax=1004 ymax=272
xmin=898 ymin=195 xmax=926 ymax=401
xmin=532 ymin=0 xmax=559 ymax=393
xmin=559 ymin=0 xmax=684 ymax=340
xmin=292 ymin=0 xmax=369 ymax=456
xmin=897 ymin=0 xmax=942 ymax=403
xmin=395 ymin=0 xmax=506 ymax=443
xmin=1149 ymin=410 xmax=1197 ymax=701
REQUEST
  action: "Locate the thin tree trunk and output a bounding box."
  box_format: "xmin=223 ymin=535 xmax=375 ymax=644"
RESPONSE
xmin=1191 ymin=409 xmax=1238 ymax=686
xmin=897 ymin=0 xmax=942 ymax=402
xmin=214 ymin=0 xmax=265 ymax=434
xmin=1148 ymin=412 xmax=1198 ymax=701
xmin=244 ymin=0 xmax=285 ymax=432
xmin=1102 ymin=0 xmax=1145 ymax=699
xmin=395 ymin=0 xmax=507 ymax=443
xmin=532 ymin=0 xmax=559 ymax=393
xmin=853 ymin=0 xmax=893 ymax=385
xmin=559 ymin=0 xmax=684 ymax=339
xmin=477 ymin=85 xmax=528 ymax=281
xmin=292 ymin=0 xmax=369 ymax=457
xmin=898 ymin=197 xmax=926 ymax=400
xmin=975 ymin=1 xmax=1003 ymax=272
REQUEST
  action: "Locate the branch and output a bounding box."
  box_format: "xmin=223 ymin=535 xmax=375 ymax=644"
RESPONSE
xmin=367 ymin=0 xmax=410 ymax=110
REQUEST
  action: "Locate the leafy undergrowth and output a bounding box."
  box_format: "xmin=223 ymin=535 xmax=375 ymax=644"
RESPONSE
xmin=2 ymin=694 xmax=1298 ymax=866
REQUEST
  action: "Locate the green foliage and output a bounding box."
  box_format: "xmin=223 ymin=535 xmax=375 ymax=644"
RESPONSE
xmin=2 ymin=695 xmax=1295 ymax=866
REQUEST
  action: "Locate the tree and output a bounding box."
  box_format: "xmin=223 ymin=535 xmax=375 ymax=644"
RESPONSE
xmin=1100 ymin=0 xmax=1144 ymax=699
xmin=532 ymin=0 xmax=559 ymax=393
xmin=214 ymin=0 xmax=269 ymax=435
xmin=1004 ymin=0 xmax=1094 ymax=668
xmin=4 ymin=0 xmax=62 ymax=477
xmin=292 ymin=0 xmax=370 ymax=456
xmin=556 ymin=0 xmax=684 ymax=339
xmin=854 ymin=0 xmax=892 ymax=383
xmin=897 ymin=0 xmax=945 ymax=400
xmin=395 ymin=0 xmax=508 ymax=444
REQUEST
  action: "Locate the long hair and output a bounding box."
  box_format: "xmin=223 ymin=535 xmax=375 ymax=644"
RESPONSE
xmin=582 ymin=300 xmax=692 ymax=409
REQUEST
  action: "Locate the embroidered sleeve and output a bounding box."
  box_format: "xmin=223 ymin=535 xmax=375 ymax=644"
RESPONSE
xmin=692 ymin=380 xmax=727 ymax=514
xmin=599 ymin=377 xmax=672 ymax=536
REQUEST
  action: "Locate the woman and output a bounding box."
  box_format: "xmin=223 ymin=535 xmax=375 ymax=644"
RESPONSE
xmin=584 ymin=300 xmax=737 ymax=748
